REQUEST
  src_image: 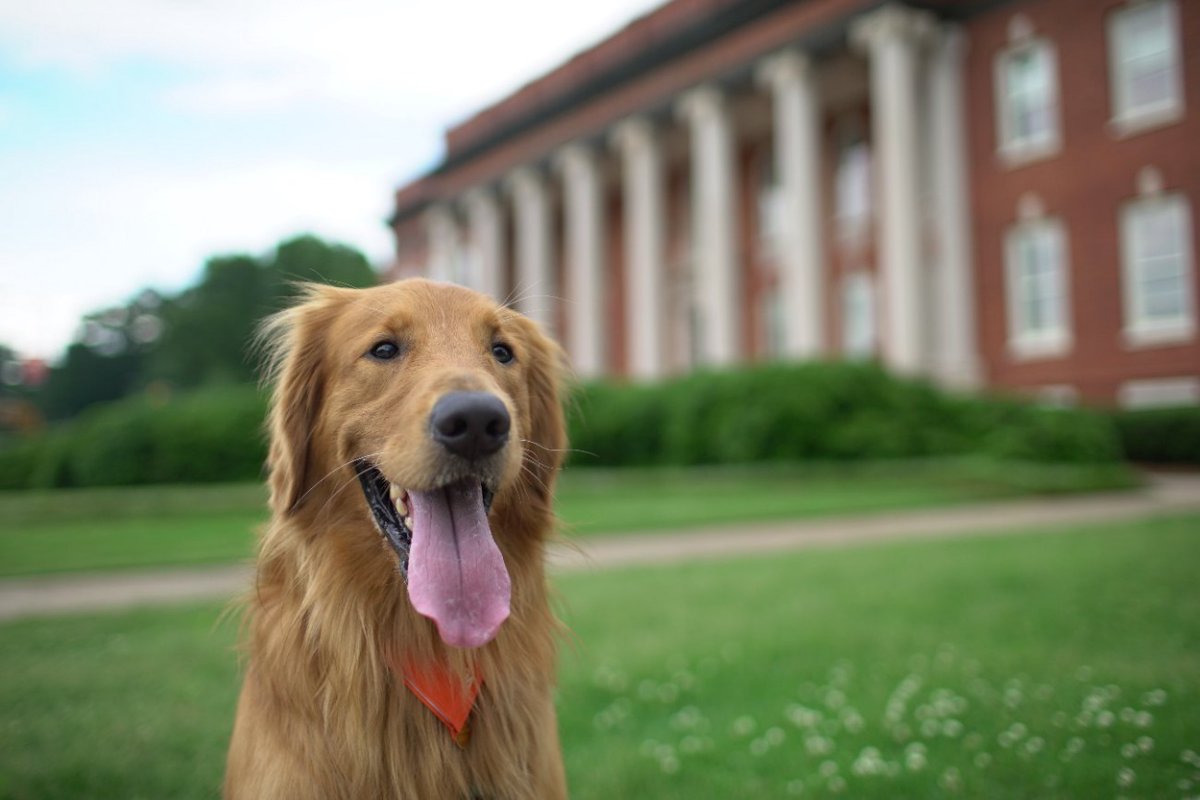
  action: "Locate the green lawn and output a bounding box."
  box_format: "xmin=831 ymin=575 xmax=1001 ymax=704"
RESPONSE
xmin=0 ymin=460 xmax=1136 ymax=577
xmin=2 ymin=513 xmax=1197 ymax=799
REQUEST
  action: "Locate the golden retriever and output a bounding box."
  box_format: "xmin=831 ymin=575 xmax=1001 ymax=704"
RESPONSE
xmin=225 ymin=279 xmax=568 ymax=799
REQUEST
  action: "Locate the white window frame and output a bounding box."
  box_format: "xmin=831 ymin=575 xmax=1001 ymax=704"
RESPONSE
xmin=1120 ymin=192 xmax=1196 ymax=347
xmin=1005 ymin=217 xmax=1072 ymax=359
xmin=994 ymin=38 xmax=1062 ymax=166
xmin=841 ymin=270 xmax=876 ymax=359
xmin=1118 ymin=376 xmax=1200 ymax=408
xmin=1107 ymin=0 xmax=1185 ymax=136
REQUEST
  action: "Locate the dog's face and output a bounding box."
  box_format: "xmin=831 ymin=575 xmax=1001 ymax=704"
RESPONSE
xmin=264 ymin=279 xmax=565 ymax=650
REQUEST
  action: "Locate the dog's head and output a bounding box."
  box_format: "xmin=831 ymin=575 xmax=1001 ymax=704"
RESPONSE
xmin=261 ymin=279 xmax=565 ymax=649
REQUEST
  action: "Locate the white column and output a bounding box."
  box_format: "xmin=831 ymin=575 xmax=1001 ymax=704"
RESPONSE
xmin=554 ymin=144 xmax=607 ymax=377
xmin=462 ymin=187 xmax=505 ymax=301
xmin=676 ymin=85 xmax=742 ymax=366
xmin=610 ymin=116 xmax=668 ymax=379
xmin=423 ymin=204 xmax=462 ymax=284
xmin=505 ymin=167 xmax=555 ymax=332
xmin=928 ymin=26 xmax=981 ymax=389
xmin=852 ymin=4 xmax=935 ymax=375
xmin=756 ymin=50 xmax=826 ymax=360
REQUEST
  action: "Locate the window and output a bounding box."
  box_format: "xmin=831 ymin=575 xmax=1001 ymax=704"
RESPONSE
xmin=1108 ymin=0 xmax=1183 ymax=131
xmin=835 ymin=129 xmax=872 ymax=241
xmin=1005 ymin=218 xmax=1071 ymax=358
xmin=841 ymin=271 xmax=876 ymax=359
xmin=757 ymin=150 xmax=783 ymax=258
xmin=1121 ymin=194 xmax=1195 ymax=345
xmin=995 ymin=40 xmax=1060 ymax=162
xmin=761 ymin=282 xmax=784 ymax=359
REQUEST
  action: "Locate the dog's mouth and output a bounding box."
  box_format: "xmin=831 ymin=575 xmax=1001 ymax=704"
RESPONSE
xmin=355 ymin=460 xmax=507 ymax=650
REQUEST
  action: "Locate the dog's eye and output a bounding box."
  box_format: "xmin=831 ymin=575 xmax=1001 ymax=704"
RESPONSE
xmin=491 ymin=342 xmax=515 ymax=364
xmin=368 ymin=341 xmax=401 ymax=361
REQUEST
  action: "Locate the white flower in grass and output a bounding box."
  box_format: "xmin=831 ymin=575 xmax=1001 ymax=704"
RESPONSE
xmin=1097 ymin=710 xmax=1115 ymax=728
xmin=765 ymin=727 xmax=785 ymax=747
xmin=852 ymin=747 xmax=885 ymax=777
xmin=920 ymin=719 xmax=940 ymax=738
xmin=823 ymin=688 xmax=846 ymax=710
xmin=750 ymin=738 xmax=769 ymax=757
xmin=819 ymin=760 xmax=839 ymax=778
xmin=786 ymin=779 xmax=805 ymax=795
xmin=939 ymin=767 xmax=963 ymax=792
xmin=974 ymin=752 xmax=992 ymax=769
xmin=1134 ymin=710 xmax=1153 ymax=728
xmin=1117 ymin=766 xmax=1136 ymax=788
xmin=1051 ymin=711 xmax=1068 ymax=727
xmin=1121 ymin=743 xmax=1138 ymax=759
xmin=732 ymin=716 xmax=756 ymax=737
xmin=1025 ymin=736 xmax=1044 ymax=755
xmin=656 ymin=683 xmax=679 ymax=704
xmin=1120 ymin=706 xmax=1136 ymax=723
xmin=841 ymin=711 xmax=864 ymax=734
xmin=1141 ymin=688 xmax=1167 ymax=707
xmin=1178 ymin=778 xmax=1192 ymax=792
xmin=1183 ymin=749 xmax=1200 ymax=766
xmin=804 ymin=734 xmax=833 ymax=757
xmin=1137 ymin=735 xmax=1153 ymax=753
xmin=1034 ymin=684 xmax=1054 ymax=701
xmin=828 ymin=776 xmax=847 ymax=793
xmin=904 ymin=743 xmax=927 ymax=771
xmin=659 ymin=754 xmax=680 ymax=774
xmin=943 ymin=719 xmax=964 ymax=738
xmin=672 ymin=670 xmax=696 ymax=691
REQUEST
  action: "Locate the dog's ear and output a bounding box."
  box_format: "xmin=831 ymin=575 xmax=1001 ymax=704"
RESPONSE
xmin=259 ymin=286 xmax=345 ymax=516
xmin=514 ymin=317 xmax=568 ymax=499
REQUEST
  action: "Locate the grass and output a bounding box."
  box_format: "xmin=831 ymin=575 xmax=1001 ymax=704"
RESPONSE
xmin=0 ymin=459 xmax=1137 ymax=577
xmin=1 ymin=513 xmax=1197 ymax=799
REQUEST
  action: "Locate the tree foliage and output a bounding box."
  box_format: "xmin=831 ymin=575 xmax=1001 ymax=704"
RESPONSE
xmin=30 ymin=234 xmax=376 ymax=419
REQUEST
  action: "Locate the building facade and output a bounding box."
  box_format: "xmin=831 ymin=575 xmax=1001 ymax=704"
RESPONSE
xmin=387 ymin=0 xmax=1200 ymax=407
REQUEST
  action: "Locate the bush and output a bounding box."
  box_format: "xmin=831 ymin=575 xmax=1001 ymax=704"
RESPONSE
xmin=1111 ymin=405 xmax=1200 ymax=464
xmin=0 ymin=385 xmax=267 ymax=490
xmin=568 ymin=362 xmax=1123 ymax=468
xmin=0 ymin=362 xmax=1129 ymax=490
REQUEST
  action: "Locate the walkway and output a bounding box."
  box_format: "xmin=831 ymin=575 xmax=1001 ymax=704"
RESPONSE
xmin=1 ymin=473 xmax=1197 ymax=621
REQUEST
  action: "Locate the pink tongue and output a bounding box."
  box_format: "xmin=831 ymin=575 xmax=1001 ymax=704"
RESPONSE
xmin=406 ymin=481 xmax=510 ymax=649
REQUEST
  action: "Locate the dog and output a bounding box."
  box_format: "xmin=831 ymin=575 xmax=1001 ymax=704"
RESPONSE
xmin=225 ymin=279 xmax=569 ymax=799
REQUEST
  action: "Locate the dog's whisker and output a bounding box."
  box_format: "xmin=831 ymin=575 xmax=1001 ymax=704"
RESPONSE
xmin=294 ymin=451 xmax=387 ymax=509
xmin=519 ymin=438 xmax=596 ymax=458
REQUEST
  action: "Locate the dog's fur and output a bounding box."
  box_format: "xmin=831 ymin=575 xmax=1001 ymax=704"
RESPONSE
xmin=225 ymin=280 xmax=568 ymax=799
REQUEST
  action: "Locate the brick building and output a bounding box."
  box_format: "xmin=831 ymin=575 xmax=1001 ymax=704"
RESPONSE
xmin=387 ymin=0 xmax=1199 ymax=407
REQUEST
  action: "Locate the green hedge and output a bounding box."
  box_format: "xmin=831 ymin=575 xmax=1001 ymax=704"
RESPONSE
xmin=0 ymin=362 xmax=1130 ymax=490
xmin=0 ymin=386 xmax=268 ymax=490
xmin=567 ymin=362 xmax=1121 ymax=467
xmin=1111 ymin=405 xmax=1200 ymax=464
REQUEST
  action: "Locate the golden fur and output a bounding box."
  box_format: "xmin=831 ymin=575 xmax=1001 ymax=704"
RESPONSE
xmin=225 ymin=279 xmax=568 ymax=799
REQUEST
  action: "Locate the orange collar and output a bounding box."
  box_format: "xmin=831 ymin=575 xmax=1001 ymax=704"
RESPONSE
xmin=393 ymin=658 xmax=481 ymax=748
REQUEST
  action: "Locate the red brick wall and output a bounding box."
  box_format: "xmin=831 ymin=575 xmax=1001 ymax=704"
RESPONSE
xmin=965 ymin=0 xmax=1200 ymax=404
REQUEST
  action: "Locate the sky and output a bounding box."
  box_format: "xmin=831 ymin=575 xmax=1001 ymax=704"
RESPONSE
xmin=0 ymin=0 xmax=662 ymax=362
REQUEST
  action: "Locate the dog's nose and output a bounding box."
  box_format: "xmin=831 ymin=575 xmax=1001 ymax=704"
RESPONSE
xmin=430 ymin=392 xmax=511 ymax=460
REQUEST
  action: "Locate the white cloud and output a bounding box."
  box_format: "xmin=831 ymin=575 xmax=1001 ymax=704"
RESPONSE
xmin=0 ymin=0 xmax=665 ymax=359
xmin=1 ymin=0 xmax=663 ymax=120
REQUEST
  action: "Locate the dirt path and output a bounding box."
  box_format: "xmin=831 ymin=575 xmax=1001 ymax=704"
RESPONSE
xmin=2 ymin=473 xmax=1197 ymax=621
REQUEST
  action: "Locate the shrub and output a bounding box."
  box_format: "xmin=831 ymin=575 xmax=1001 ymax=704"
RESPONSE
xmin=568 ymin=362 xmax=1122 ymax=468
xmin=1111 ymin=405 xmax=1200 ymax=464
xmin=0 ymin=385 xmax=267 ymax=490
